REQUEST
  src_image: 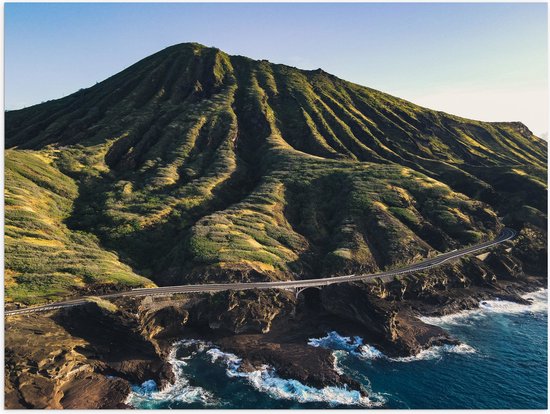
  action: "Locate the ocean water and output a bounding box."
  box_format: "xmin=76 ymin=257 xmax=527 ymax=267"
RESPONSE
xmin=127 ymin=289 xmax=547 ymax=409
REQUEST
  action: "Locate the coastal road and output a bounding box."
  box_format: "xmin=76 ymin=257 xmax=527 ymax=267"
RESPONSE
xmin=5 ymin=228 xmax=517 ymax=316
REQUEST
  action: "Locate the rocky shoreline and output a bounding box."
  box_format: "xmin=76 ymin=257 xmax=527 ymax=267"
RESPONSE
xmin=4 ymin=226 xmax=547 ymax=408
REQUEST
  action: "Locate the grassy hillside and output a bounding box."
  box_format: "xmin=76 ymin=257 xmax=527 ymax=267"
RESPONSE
xmin=5 ymin=150 xmax=155 ymax=305
xmin=5 ymin=43 xmax=547 ymax=304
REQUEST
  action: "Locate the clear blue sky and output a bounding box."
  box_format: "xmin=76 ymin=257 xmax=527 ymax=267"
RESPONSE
xmin=5 ymin=2 xmax=548 ymax=136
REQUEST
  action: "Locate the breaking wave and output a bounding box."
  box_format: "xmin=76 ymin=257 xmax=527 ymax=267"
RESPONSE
xmin=420 ymin=288 xmax=548 ymax=326
xmin=126 ymin=290 xmax=546 ymax=408
xmin=204 ymin=342 xmax=384 ymax=407
xmin=308 ymin=331 xmax=365 ymax=353
xmin=308 ymin=331 xmax=475 ymax=362
xmin=389 ymin=343 xmax=476 ymax=362
xmin=128 ymin=338 xmax=385 ymax=408
xmin=126 ymin=340 xmax=217 ymax=408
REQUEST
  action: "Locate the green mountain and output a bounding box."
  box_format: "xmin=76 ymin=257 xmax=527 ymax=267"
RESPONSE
xmin=5 ymin=42 xmax=547 ymax=305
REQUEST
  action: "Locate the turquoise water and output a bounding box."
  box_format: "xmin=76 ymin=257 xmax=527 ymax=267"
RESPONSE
xmin=128 ymin=289 xmax=547 ymax=409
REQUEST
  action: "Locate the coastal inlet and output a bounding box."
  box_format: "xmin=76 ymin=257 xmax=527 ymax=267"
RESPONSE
xmin=127 ymin=289 xmax=547 ymax=409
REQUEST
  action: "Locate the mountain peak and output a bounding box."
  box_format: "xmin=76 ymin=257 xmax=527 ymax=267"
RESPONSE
xmin=6 ymin=43 xmax=545 ymax=167
xmin=161 ymin=41 xmax=217 ymax=54
xmin=5 ymin=42 xmax=547 ymax=304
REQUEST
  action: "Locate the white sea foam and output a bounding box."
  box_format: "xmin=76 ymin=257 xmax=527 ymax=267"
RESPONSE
xmin=308 ymin=331 xmax=364 ymax=352
xmin=389 ymin=343 xmax=476 ymax=362
xmin=331 ymin=350 xmax=346 ymax=374
xmin=241 ymin=368 xmax=381 ymax=407
xmin=308 ymin=331 xmax=386 ymax=360
xmin=308 ymin=331 xmax=475 ymax=363
xmin=420 ymin=288 xmax=548 ymax=326
xmin=203 ymin=344 xmax=385 ymax=407
xmin=358 ymin=344 xmax=385 ymax=360
xmin=308 ymin=290 xmax=547 ymax=364
xmin=129 ymin=337 xmax=385 ymax=408
xmin=125 ymin=339 xmax=216 ymax=408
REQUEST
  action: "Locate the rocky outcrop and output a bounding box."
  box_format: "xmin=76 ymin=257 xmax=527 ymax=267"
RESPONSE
xmin=4 ymin=310 xmax=130 ymax=409
xmin=189 ymin=289 xmax=295 ymax=334
xmin=5 ymin=229 xmax=547 ymax=409
xmin=5 ymin=302 xmax=173 ymax=409
xmin=514 ymin=225 xmax=548 ymax=276
xmin=215 ymin=335 xmax=367 ymax=394
xmin=4 ymin=41 xmax=547 ymax=409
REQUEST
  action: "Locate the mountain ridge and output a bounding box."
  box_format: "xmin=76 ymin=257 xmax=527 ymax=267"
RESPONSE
xmin=5 ymin=42 xmax=547 ymax=305
xmin=4 ymin=41 xmax=548 ymax=410
xmin=6 ymin=42 xmax=542 ymax=138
